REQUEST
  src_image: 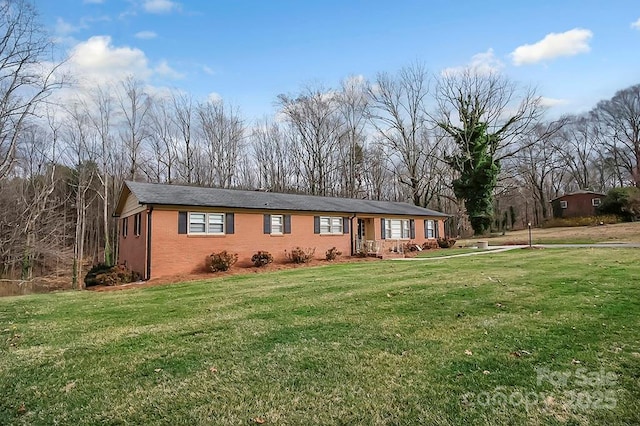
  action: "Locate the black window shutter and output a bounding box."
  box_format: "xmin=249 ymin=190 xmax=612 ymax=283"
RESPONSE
xmin=342 ymin=217 xmax=350 ymax=234
xmin=178 ymin=211 xmax=187 ymax=234
xmin=424 ymin=219 xmax=428 ymax=238
xmin=435 ymin=220 xmax=440 ymax=238
xmin=313 ymin=216 xmax=320 ymax=234
xmin=284 ymin=214 xmax=291 ymax=234
xmin=226 ymin=213 xmax=235 ymax=234
xmin=410 ymin=219 xmax=415 ymax=239
xmin=381 ymin=218 xmax=386 ymax=239
xmin=263 ymin=214 xmax=271 ymax=234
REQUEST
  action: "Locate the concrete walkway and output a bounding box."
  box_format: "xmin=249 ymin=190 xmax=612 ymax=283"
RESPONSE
xmin=390 ymin=243 xmax=640 ymax=261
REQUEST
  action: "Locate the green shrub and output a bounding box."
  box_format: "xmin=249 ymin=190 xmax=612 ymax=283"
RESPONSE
xmin=325 ymin=247 xmax=342 ymax=261
xmin=598 ymin=187 xmax=640 ymax=221
xmin=251 ymin=251 xmax=274 ymax=267
xmin=286 ymin=247 xmax=315 ymax=264
xmin=87 ymin=264 xmax=141 ymax=287
xmin=207 ymin=251 xmax=238 ymax=272
xmin=437 ymin=237 xmax=457 ymax=248
xmin=84 ymin=263 xmax=113 ymax=287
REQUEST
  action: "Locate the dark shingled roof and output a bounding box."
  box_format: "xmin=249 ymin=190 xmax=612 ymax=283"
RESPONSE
xmin=121 ymin=181 xmax=448 ymax=217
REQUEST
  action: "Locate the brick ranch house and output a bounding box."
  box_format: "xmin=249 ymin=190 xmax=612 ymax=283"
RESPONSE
xmin=550 ymin=190 xmax=605 ymax=218
xmin=115 ymin=181 xmax=449 ymax=279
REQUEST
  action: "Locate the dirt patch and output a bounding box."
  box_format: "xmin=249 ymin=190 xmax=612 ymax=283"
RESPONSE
xmin=89 ymin=256 xmax=381 ymax=292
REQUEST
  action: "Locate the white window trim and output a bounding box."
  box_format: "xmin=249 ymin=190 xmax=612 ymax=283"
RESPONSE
xmin=271 ymin=214 xmax=284 ymax=235
xmin=319 ymin=216 xmax=343 ymax=235
xmin=592 ymin=198 xmax=601 ymax=207
xmin=188 ymin=212 xmax=226 ymax=235
xmin=560 ymin=200 xmax=568 ymax=209
xmin=386 ymin=218 xmax=410 ymax=239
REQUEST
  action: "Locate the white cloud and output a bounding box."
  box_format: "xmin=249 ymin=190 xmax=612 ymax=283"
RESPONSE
xmin=207 ymin=92 xmax=222 ymax=103
xmin=632 ymin=18 xmax=640 ymax=30
xmin=202 ymin=65 xmax=215 ymax=76
xmin=539 ymin=97 xmax=569 ymax=108
xmin=511 ymin=28 xmax=593 ymax=65
xmin=55 ymin=18 xmax=84 ymax=35
xmin=143 ymin=0 xmax=180 ymax=14
xmin=155 ymin=60 xmax=184 ymax=79
xmin=135 ymin=30 xmax=158 ymax=40
xmin=442 ymin=48 xmax=504 ymax=76
xmin=67 ymin=35 xmax=152 ymax=85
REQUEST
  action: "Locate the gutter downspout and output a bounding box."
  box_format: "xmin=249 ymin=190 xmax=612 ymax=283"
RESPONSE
xmin=146 ymin=205 xmax=153 ymax=280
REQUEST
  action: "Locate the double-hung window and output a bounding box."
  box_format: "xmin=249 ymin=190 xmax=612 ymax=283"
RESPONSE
xmin=592 ymin=198 xmax=601 ymax=207
xmin=122 ymin=217 xmax=128 ymax=237
xmin=425 ymin=220 xmax=435 ymax=238
xmin=134 ymin=213 xmax=142 ymax=236
xmin=385 ymin=219 xmax=410 ymax=239
xmin=560 ymin=200 xmax=568 ymax=209
xmin=319 ymin=216 xmax=343 ymax=234
xmin=189 ymin=212 xmax=225 ymax=235
xmin=271 ymin=215 xmax=284 ymax=234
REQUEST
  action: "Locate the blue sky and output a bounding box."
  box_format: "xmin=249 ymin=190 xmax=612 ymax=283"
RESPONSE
xmin=38 ymin=0 xmax=640 ymax=120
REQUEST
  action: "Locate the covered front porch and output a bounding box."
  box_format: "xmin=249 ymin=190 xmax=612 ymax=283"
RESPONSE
xmin=353 ymin=217 xmax=407 ymax=257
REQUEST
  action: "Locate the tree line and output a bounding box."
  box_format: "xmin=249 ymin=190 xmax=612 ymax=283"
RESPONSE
xmin=1 ymin=0 xmax=639 ymax=286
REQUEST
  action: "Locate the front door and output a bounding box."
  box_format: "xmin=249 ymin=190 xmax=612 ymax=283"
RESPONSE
xmin=357 ymin=219 xmax=366 ymax=241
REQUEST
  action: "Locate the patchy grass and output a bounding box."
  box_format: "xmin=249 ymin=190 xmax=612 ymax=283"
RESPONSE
xmin=458 ymin=222 xmax=640 ymax=246
xmin=1 ymin=249 xmax=639 ymax=425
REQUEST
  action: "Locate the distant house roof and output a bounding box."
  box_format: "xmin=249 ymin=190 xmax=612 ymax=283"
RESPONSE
xmin=116 ymin=181 xmax=449 ymax=217
xmin=550 ymin=190 xmax=606 ymax=202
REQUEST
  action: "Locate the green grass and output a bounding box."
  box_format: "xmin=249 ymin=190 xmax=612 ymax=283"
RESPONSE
xmin=416 ymin=248 xmax=483 ymax=258
xmin=1 ymin=249 xmax=640 ymax=425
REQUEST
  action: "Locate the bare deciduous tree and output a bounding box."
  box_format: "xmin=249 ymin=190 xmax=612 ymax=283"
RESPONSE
xmin=0 ymin=0 xmax=63 ymax=180
xmin=277 ymin=86 xmax=344 ymax=196
xmin=593 ymin=84 xmax=640 ymax=187
xmin=368 ymin=64 xmax=440 ymax=207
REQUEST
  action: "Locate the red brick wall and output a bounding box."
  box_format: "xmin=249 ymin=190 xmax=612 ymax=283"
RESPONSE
xmin=140 ymin=209 xmax=447 ymax=278
xmin=118 ymin=213 xmax=147 ymax=278
xmin=149 ymin=210 xmax=353 ymax=277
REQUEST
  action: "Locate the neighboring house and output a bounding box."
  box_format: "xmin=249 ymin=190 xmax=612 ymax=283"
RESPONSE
xmin=114 ymin=181 xmax=449 ymax=279
xmin=550 ymin=190 xmax=605 ymax=218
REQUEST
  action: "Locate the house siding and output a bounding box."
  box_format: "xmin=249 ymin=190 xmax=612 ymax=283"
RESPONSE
xmin=552 ymin=193 xmax=603 ymax=218
xmin=116 ymin=190 xmax=448 ymax=279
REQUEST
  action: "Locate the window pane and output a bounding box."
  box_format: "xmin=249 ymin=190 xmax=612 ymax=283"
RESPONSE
xmin=427 ymin=220 xmax=434 ymax=238
xmin=402 ymin=220 xmax=410 ymax=238
xmin=390 ymin=219 xmax=402 ymax=239
xmin=189 ymin=213 xmax=206 ymax=233
xmin=320 ymin=217 xmax=331 ymax=234
xmin=208 ymin=214 xmax=224 ymax=234
xmin=331 ymin=217 xmax=342 ymax=234
xmin=271 ymin=215 xmax=283 ymax=234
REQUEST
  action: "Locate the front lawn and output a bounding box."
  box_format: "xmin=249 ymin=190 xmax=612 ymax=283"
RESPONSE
xmin=1 ymin=248 xmax=639 ymax=425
